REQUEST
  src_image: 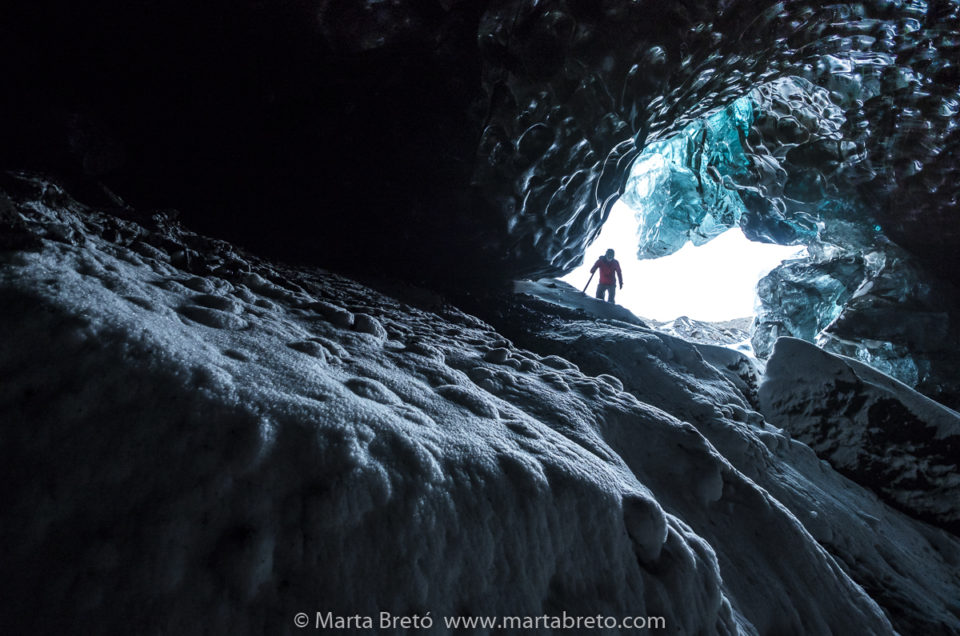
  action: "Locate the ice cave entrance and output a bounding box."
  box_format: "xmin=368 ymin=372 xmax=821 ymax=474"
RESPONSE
xmin=562 ymin=199 xmax=804 ymax=322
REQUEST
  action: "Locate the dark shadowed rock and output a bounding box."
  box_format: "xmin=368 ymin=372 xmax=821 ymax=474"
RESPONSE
xmin=759 ymin=337 xmax=960 ymax=536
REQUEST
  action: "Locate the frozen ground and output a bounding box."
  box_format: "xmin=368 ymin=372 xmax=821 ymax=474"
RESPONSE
xmin=491 ymin=274 xmax=960 ymax=634
xmin=2 ymin=175 xmax=959 ymax=634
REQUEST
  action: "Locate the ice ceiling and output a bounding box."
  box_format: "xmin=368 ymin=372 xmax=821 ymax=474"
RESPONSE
xmin=615 ymin=73 xmax=956 ymax=399
xmin=2 ymin=0 xmax=959 ymax=404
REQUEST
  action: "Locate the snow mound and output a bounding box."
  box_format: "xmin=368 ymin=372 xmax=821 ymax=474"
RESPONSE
xmin=759 ymin=336 xmax=960 ymax=535
xmin=1 ymin=176 xmax=958 ymax=634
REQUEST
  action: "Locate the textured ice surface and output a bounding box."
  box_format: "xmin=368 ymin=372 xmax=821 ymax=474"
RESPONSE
xmin=475 ymin=0 xmax=960 ymax=282
xmin=818 ymin=250 xmax=960 ymax=407
xmin=7 ymin=0 xmax=960 ymax=286
xmin=751 ymin=239 xmax=960 ymax=406
xmin=2 ymin=176 xmax=959 ymax=634
xmin=752 ymin=250 xmax=867 ymax=358
xmin=621 ymin=74 xmax=887 ymax=261
xmin=2 ymin=180 xmax=741 ymax=633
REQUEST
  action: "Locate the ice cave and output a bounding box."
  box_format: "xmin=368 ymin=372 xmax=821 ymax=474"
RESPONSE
xmin=2 ymin=1 xmax=960 ymax=634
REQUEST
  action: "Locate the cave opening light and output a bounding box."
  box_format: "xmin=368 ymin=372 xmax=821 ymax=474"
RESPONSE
xmin=561 ymin=199 xmax=805 ymax=323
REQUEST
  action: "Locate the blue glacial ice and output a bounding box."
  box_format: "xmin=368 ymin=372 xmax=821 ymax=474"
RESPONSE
xmin=620 ymin=96 xmax=755 ymax=259
xmin=618 ymin=71 xmax=960 ymax=406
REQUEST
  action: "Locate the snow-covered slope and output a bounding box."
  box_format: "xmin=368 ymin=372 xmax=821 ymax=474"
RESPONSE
xmin=514 ymin=279 xmax=753 ymax=348
xmin=513 ymin=279 xmax=649 ymax=327
xmin=497 ymin=278 xmax=960 ymax=634
xmin=2 ymin=176 xmax=959 ymax=634
xmin=759 ymin=337 xmax=960 ymax=535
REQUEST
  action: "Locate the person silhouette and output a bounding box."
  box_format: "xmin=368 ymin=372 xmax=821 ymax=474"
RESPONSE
xmin=590 ymin=248 xmax=623 ymax=303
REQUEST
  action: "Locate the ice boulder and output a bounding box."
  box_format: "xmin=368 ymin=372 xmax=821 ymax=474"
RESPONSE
xmin=759 ymin=337 xmax=960 ymax=535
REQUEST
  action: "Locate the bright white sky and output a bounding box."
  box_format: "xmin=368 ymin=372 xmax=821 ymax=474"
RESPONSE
xmin=562 ymin=200 xmax=805 ymax=322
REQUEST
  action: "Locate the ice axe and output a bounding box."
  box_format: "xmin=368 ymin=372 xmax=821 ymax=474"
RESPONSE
xmin=582 ymin=270 xmax=595 ymax=294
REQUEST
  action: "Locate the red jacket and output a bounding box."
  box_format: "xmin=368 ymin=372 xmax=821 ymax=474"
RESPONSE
xmin=591 ymin=257 xmax=622 ymax=285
